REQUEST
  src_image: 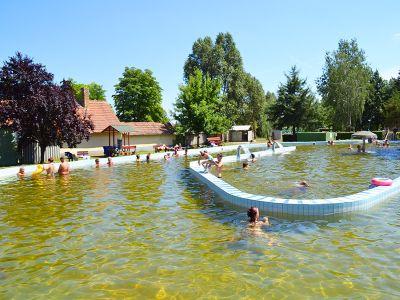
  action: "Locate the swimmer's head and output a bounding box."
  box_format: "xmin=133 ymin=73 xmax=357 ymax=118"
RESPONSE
xmin=250 ymin=153 xmax=255 ymax=159
xmin=60 ymin=156 xmax=65 ymax=162
xmin=48 ymin=157 xmax=54 ymax=163
xmin=95 ymin=158 xmax=100 ymax=164
xmin=19 ymin=167 xmax=25 ymax=173
xmin=299 ymin=180 xmax=309 ymax=187
xmin=243 ymin=162 xmax=249 ymax=169
xmin=247 ymin=207 xmax=258 ymax=223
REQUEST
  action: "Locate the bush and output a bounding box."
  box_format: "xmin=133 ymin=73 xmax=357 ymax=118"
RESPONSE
xmin=282 ymin=134 xmax=296 ymax=142
xmin=336 ymin=132 xmax=353 ymax=140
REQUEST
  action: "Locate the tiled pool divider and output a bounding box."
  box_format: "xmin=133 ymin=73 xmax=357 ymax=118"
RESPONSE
xmin=0 ymin=140 xmax=364 ymax=184
xmin=189 ymin=146 xmax=400 ymax=216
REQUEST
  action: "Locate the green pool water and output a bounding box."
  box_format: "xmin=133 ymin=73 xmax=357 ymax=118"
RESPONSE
xmin=1 ymin=150 xmax=400 ymax=298
xmin=220 ymin=145 xmax=400 ymax=199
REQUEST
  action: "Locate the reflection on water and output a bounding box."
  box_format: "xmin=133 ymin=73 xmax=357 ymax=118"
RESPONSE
xmin=0 ymin=151 xmax=400 ymax=298
xmin=220 ymin=145 xmax=400 ymax=199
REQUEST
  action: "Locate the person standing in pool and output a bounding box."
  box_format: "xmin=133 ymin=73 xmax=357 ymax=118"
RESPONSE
xmin=247 ymin=206 xmax=270 ymax=227
xmin=17 ymin=167 xmax=25 ymax=178
xmin=214 ymin=153 xmax=223 ymax=178
xmin=44 ymin=157 xmax=55 ymax=177
xmin=58 ymin=156 xmax=70 ymax=175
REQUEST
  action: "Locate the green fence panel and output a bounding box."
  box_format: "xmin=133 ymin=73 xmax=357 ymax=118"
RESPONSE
xmin=296 ymin=132 xmax=336 ymax=142
xmin=0 ymin=129 xmax=18 ymax=167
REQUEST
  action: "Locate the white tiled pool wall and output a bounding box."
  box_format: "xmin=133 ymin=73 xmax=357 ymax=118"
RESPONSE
xmin=189 ymin=145 xmax=400 ymax=216
xmin=0 ymin=139 xmax=365 ymax=183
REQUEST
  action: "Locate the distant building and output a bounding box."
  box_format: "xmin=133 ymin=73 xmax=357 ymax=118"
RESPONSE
xmin=228 ymin=125 xmax=253 ymax=142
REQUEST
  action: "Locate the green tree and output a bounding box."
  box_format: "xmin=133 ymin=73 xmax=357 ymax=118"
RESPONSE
xmin=184 ymin=32 xmax=245 ymax=123
xmin=317 ymin=39 xmax=371 ymax=130
xmin=239 ymin=73 xmax=266 ymax=138
xmin=68 ymin=79 xmax=106 ymax=100
xmin=173 ymin=69 xmax=229 ymax=146
xmin=361 ymin=70 xmax=388 ymax=130
xmin=258 ymin=92 xmax=277 ymax=138
xmin=113 ymin=67 xmax=167 ymax=122
xmin=384 ymin=91 xmax=400 ymax=129
xmin=271 ymin=66 xmax=316 ymax=135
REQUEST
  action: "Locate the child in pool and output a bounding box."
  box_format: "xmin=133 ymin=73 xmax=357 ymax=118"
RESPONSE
xmin=247 ymin=206 xmax=270 ymax=227
xmin=95 ymin=158 xmax=100 ymax=168
xmin=17 ymin=167 xmax=25 ymax=178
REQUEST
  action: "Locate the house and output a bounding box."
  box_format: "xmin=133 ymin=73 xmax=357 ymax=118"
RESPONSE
xmin=121 ymin=122 xmax=175 ymax=149
xmin=64 ymin=88 xmax=174 ymax=154
xmin=228 ymin=125 xmax=254 ymax=142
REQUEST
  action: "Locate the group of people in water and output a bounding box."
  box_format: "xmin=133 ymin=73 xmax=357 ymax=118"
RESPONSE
xmin=17 ymin=156 xmax=70 ymax=178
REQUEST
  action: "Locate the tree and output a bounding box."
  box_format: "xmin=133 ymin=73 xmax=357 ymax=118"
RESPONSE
xmin=69 ymin=79 xmax=106 ymax=100
xmin=173 ymin=69 xmax=229 ymax=146
xmin=361 ymin=70 xmax=388 ymax=130
xmin=239 ymin=73 xmax=266 ymax=138
xmin=113 ymin=67 xmax=167 ymax=122
xmin=384 ymin=91 xmax=400 ymax=129
xmin=317 ymin=39 xmax=371 ymax=131
xmin=0 ymin=53 xmax=93 ymax=163
xmin=258 ymin=92 xmax=277 ymax=138
xmin=270 ymin=66 xmax=316 ymax=135
xmin=184 ymin=32 xmax=244 ymax=124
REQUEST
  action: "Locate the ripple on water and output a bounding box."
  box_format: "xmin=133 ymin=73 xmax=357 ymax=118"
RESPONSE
xmin=0 ymin=151 xmax=400 ymax=298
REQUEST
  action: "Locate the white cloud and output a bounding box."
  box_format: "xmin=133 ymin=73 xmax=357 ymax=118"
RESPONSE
xmin=380 ymin=67 xmax=399 ymax=80
xmin=393 ymin=33 xmax=400 ymax=40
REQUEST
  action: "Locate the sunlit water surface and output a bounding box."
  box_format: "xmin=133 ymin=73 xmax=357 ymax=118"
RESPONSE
xmin=221 ymin=145 xmax=400 ymax=199
xmin=0 ymin=148 xmax=400 ymax=298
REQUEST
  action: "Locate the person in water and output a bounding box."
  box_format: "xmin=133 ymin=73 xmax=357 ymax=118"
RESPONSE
xmin=44 ymin=157 xmax=55 ymax=176
xmin=247 ymin=206 xmax=270 ymax=227
xmin=215 ymin=153 xmax=223 ymax=178
xmin=17 ymin=167 xmax=25 ymax=178
xmin=348 ymin=144 xmax=353 ymax=151
xmin=136 ymin=154 xmax=140 ymax=162
xmin=249 ymin=153 xmax=257 ymax=162
xmin=242 ymin=162 xmax=249 ymax=170
xmin=95 ymin=158 xmax=100 ymax=168
xmin=58 ymin=156 xmax=70 ymax=175
xmin=299 ymin=180 xmax=310 ymax=187
xmin=146 ymin=153 xmax=151 ymax=163
xmin=107 ymin=157 xmax=113 ymax=166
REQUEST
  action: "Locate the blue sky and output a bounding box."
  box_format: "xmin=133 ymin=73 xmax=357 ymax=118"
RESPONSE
xmin=1 ymin=0 xmax=399 ymax=117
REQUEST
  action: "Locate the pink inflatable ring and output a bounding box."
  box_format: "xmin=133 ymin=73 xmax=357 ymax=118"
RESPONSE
xmin=371 ymin=178 xmax=393 ymax=186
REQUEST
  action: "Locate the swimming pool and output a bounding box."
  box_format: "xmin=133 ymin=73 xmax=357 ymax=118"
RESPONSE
xmin=220 ymin=145 xmax=400 ymax=199
xmin=1 ymin=149 xmax=400 ymax=298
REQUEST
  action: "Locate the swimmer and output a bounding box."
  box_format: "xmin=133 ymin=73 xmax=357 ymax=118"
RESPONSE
xmin=146 ymin=153 xmax=151 ymax=163
xmin=356 ymin=144 xmax=363 ymax=153
xmin=348 ymin=144 xmax=353 ymax=151
xmin=107 ymin=157 xmax=113 ymax=166
xmin=247 ymin=206 xmax=270 ymax=227
xmin=243 ymin=162 xmax=249 ymax=170
xmin=249 ymin=153 xmax=257 ymax=163
xmin=95 ymin=158 xmax=100 ymax=168
xmin=44 ymin=157 xmax=55 ymax=176
xmin=58 ymin=156 xmax=70 ymax=175
xmin=136 ymin=154 xmax=140 ymax=162
xmin=164 ymin=153 xmax=171 ymax=160
xmin=17 ymin=167 xmax=25 ymax=178
xmin=299 ymin=180 xmax=310 ymax=187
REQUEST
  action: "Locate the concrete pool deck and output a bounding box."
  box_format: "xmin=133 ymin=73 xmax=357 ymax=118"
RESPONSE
xmin=189 ymin=144 xmax=400 ymax=217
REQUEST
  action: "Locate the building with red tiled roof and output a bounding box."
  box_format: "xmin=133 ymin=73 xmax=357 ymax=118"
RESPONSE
xmin=71 ymin=88 xmax=175 ymax=152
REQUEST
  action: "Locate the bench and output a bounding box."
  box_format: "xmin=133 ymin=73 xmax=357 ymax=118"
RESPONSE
xmin=77 ymin=150 xmax=90 ymax=159
xmin=207 ymin=136 xmax=222 ymax=146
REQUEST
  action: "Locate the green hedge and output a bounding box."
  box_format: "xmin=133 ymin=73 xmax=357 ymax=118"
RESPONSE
xmin=296 ymin=132 xmax=336 ymax=142
xmin=0 ymin=129 xmax=18 ymax=167
xmin=337 ymin=131 xmax=384 ymax=140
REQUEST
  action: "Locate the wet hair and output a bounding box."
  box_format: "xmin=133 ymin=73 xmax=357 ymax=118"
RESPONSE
xmin=247 ymin=207 xmax=258 ymax=223
xmin=250 ymin=153 xmax=255 ymax=159
xmin=243 ymin=162 xmax=249 ymax=168
xmin=95 ymin=158 xmax=100 ymax=163
xmin=48 ymin=157 xmax=54 ymax=163
xmin=136 ymin=154 xmax=140 ymax=159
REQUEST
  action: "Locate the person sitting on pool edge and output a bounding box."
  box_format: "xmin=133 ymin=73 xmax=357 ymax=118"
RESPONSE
xmin=247 ymin=206 xmax=270 ymax=227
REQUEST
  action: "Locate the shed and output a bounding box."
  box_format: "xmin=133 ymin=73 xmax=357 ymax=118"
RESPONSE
xmin=229 ymin=125 xmax=254 ymax=142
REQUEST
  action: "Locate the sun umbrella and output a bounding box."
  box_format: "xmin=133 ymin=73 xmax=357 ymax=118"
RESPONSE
xmin=351 ymin=131 xmax=377 ymax=152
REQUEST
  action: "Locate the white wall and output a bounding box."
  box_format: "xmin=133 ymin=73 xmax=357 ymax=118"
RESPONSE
xmin=130 ymin=135 xmax=174 ymax=146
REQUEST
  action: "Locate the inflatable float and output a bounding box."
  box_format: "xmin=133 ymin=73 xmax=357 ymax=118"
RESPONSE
xmin=371 ymin=177 xmax=393 ymax=187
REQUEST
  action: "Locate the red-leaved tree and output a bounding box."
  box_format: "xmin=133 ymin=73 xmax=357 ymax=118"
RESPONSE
xmin=0 ymin=52 xmax=93 ymax=163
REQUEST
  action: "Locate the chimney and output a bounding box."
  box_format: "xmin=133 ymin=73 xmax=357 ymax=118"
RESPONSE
xmin=80 ymin=87 xmax=90 ymax=107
